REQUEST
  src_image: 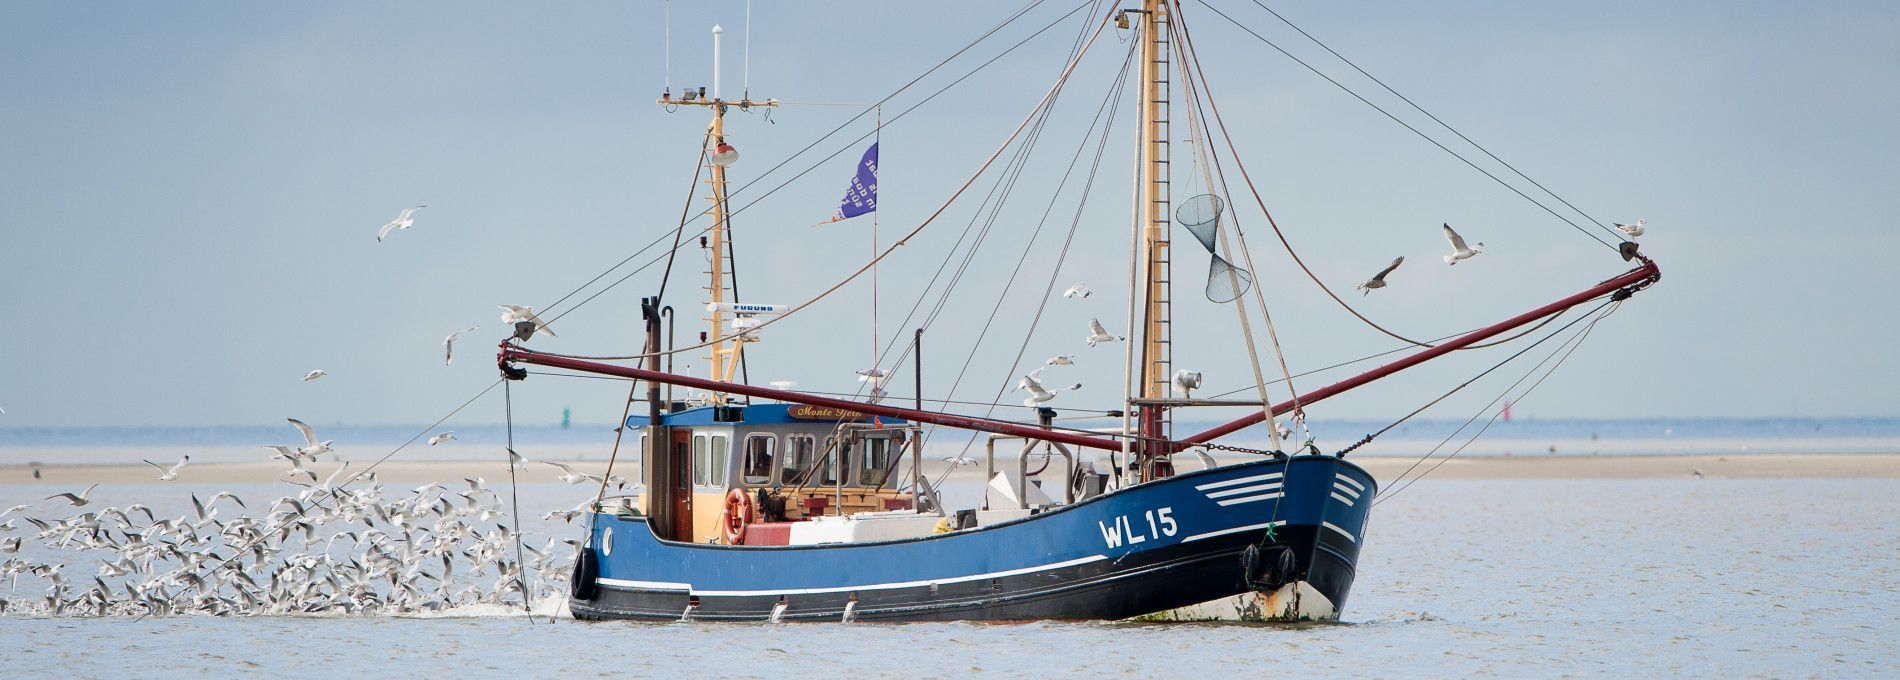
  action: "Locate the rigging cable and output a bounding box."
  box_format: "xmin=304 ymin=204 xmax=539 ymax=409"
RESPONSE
xmin=1191 ymin=0 xmax=1622 ymax=250
xmin=1246 ymin=0 xmax=1617 ymax=233
xmin=1375 ymin=300 xmax=1622 ymax=504
xmin=502 ymin=380 xmax=535 ymax=622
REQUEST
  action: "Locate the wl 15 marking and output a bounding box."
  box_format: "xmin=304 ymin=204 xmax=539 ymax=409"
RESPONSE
xmin=1098 ymin=507 xmax=1176 ymax=549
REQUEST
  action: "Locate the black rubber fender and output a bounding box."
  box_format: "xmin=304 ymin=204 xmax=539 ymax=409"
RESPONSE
xmin=570 ymin=547 xmax=599 ymax=601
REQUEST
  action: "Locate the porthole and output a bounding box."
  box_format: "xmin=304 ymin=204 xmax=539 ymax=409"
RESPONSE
xmin=601 ymin=529 xmax=614 ymax=556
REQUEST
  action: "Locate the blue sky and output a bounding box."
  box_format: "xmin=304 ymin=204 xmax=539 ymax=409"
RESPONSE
xmin=2 ymin=1 xmax=1895 ymax=428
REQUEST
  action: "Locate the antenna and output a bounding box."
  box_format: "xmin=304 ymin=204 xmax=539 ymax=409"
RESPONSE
xmin=743 ymin=0 xmax=752 ymax=100
xmin=711 ymin=24 xmax=723 ymax=100
xmin=663 ymin=0 xmax=672 ymax=96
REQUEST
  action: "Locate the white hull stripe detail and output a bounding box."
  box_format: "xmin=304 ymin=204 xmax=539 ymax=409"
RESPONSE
xmin=1321 ymin=521 xmax=1357 ymax=544
xmin=1205 ymin=482 xmax=1283 ymax=499
xmin=1334 ymin=474 xmax=1366 ymax=493
xmin=1195 ymin=473 xmax=1282 ymax=491
xmin=1332 ymin=482 xmax=1361 ymax=499
xmin=1330 ymin=492 xmax=1355 ymax=506
xmin=1182 ymin=520 xmax=1286 ymax=543
xmin=1216 ymin=492 xmax=1282 ymax=506
xmin=600 ymin=554 xmax=1109 ymax=597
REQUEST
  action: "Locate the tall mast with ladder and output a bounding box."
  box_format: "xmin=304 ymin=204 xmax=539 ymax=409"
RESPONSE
xmin=1130 ymin=0 xmax=1174 ymax=479
xmin=659 ymin=24 xmax=778 ymax=400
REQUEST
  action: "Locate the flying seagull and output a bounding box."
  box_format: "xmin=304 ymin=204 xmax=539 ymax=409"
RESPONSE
xmin=427 ymin=432 xmax=456 ymax=446
xmin=376 ymin=205 xmax=426 ymax=242
xmin=287 ymin=418 xmax=334 ymax=458
xmin=498 ymin=305 xmax=555 ymax=339
xmin=1085 ymin=318 xmax=1123 ymax=348
xmin=855 ymin=368 xmax=886 ymax=382
xmin=442 ymin=326 xmax=480 ymax=366
xmin=143 ymin=455 xmax=190 ymax=481
xmin=1019 ymin=369 xmax=1080 ymax=407
xmin=1613 ymin=218 xmax=1646 ymax=238
xmin=768 ymin=380 xmax=799 ymax=390
xmin=1045 ymin=353 xmax=1075 ymax=366
xmin=1063 ymin=283 xmax=1092 ymax=299
xmin=1355 ymin=256 xmax=1404 ymax=295
xmin=302 ymin=369 xmax=327 ymax=382
xmin=1441 ymin=223 xmax=1483 ymax=265
xmin=45 ymin=483 xmax=99 ymax=507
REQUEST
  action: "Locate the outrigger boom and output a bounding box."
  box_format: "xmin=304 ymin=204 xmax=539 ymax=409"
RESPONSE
xmin=499 ymin=257 xmax=1658 ymax=453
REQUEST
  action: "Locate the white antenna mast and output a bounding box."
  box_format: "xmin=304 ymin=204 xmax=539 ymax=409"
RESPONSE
xmin=663 ymin=0 xmax=672 ymax=96
xmin=711 ymin=24 xmax=723 ymax=100
xmin=743 ymin=0 xmax=752 ymax=100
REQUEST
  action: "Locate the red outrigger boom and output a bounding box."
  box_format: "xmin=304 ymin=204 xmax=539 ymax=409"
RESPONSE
xmin=501 ymin=258 xmax=1658 ymax=454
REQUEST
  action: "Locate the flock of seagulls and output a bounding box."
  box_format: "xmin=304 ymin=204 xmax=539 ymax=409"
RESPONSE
xmin=1353 ymin=220 xmax=1649 ymax=295
xmin=0 ymin=477 xmax=587 ymax=617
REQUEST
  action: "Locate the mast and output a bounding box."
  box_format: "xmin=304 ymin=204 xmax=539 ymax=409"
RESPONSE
xmin=659 ymin=23 xmax=778 ymax=399
xmin=1132 ymin=0 xmax=1173 ymax=480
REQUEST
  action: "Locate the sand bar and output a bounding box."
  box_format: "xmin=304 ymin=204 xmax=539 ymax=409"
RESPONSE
xmin=2 ymin=453 xmax=1896 ymax=486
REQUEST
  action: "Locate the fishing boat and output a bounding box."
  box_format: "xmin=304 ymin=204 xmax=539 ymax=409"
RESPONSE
xmin=497 ymin=0 xmax=1660 ymax=623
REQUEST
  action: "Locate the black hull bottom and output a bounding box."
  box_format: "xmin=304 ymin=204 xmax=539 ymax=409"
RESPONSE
xmin=569 ymin=524 xmax=1357 ymax=623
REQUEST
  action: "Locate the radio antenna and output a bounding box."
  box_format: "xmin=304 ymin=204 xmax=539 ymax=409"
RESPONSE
xmin=663 ymin=0 xmax=672 ymax=95
xmin=743 ymin=0 xmax=752 ymax=100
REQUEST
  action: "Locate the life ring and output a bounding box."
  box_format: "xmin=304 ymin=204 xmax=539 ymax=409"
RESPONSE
xmin=720 ymin=488 xmax=754 ymax=545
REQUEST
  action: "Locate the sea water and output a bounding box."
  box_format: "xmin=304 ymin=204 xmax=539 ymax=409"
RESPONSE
xmin=0 ymin=477 xmax=1894 ymax=676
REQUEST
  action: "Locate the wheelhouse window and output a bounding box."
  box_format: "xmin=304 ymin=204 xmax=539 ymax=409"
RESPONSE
xmin=782 ymin=435 xmax=816 ymax=485
xmin=743 ymin=435 xmax=776 ymax=485
xmin=857 ymin=434 xmax=902 ymax=488
xmin=820 ymin=437 xmax=847 ymax=486
xmin=709 ymin=435 xmax=729 ymax=488
xmin=692 ymin=436 xmax=709 ymax=487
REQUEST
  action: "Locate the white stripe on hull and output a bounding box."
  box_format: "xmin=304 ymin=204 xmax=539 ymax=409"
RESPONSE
xmin=598 ymin=554 xmax=1109 ymax=597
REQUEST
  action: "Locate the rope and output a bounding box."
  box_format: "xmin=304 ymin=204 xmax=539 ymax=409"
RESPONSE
xmin=336 ymin=379 xmax=503 ymax=489
xmin=1191 ymin=0 xmax=1622 ymax=250
xmin=528 ymin=9 xmax=1118 ymax=363
xmin=1245 ymin=0 xmax=1618 ymax=235
xmin=503 ymin=380 xmax=534 ymax=622
xmin=1374 ymin=301 xmax=1621 ymax=504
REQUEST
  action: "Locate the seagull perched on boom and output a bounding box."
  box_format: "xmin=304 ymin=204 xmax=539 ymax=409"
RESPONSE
xmin=376 ymin=205 xmax=426 ymax=242
xmin=1441 ymin=223 xmax=1484 ymax=265
xmin=498 ymin=305 xmax=555 ymax=339
xmin=1085 ymin=318 xmax=1123 ymax=348
xmin=1355 ymin=256 xmax=1404 ymax=295
xmin=1613 ymin=218 xmax=1646 ymax=238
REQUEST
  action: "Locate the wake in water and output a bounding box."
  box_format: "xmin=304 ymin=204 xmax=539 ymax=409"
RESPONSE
xmin=0 ymin=474 xmax=587 ymax=618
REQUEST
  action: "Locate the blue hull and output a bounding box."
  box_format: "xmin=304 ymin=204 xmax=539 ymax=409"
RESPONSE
xmin=571 ymin=455 xmax=1376 ymax=622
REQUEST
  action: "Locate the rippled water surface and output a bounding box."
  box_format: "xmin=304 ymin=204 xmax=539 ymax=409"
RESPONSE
xmin=3 ymin=477 xmax=1895 ymax=677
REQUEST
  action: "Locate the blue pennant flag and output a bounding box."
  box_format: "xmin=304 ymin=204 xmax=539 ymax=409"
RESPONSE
xmin=829 ymin=142 xmax=878 ymax=222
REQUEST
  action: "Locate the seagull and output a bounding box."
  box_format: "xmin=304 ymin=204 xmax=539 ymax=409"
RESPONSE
xmin=1355 ymin=256 xmax=1404 ymax=295
xmin=0 ymin=504 xmax=38 ymax=519
xmin=768 ymin=380 xmax=798 ymax=390
xmin=1441 ymin=223 xmax=1483 ymax=265
xmin=45 ymin=484 xmax=99 ymax=507
xmin=855 ymin=368 xmax=886 ymax=382
xmin=427 ymin=432 xmax=456 ymax=446
xmin=442 ymin=326 xmax=480 ymax=366
xmin=1692 ymin=468 xmax=1703 ymax=479
xmin=1613 ymin=218 xmax=1646 ymax=238
xmin=941 ymin=455 xmax=977 ymax=468
xmin=143 ymin=455 xmax=190 ymax=481
xmin=302 ymin=369 xmax=327 ymax=382
xmin=1085 ymin=318 xmax=1123 ymax=348
xmin=498 ymin=305 xmax=555 ymax=339
xmin=1170 ymin=369 xmax=1203 ymax=397
xmin=1045 ymin=354 xmax=1075 ymax=366
xmin=1063 ymin=283 xmax=1092 ymax=299
xmin=1019 ymin=369 xmax=1080 ymax=407
xmin=286 ymin=418 xmax=334 ymax=457
xmin=376 ymin=205 xmax=426 ymax=242
xmin=541 ymin=461 xmax=602 ymax=485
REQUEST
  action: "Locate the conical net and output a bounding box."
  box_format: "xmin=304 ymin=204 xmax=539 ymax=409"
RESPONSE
xmin=1206 ymin=254 xmax=1253 ymax=303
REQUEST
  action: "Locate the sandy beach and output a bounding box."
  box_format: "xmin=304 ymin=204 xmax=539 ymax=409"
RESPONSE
xmin=4 ymin=452 xmax=1896 ymax=486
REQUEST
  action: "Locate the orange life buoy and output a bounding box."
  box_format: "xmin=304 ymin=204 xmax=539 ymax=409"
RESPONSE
xmin=720 ymin=488 xmax=753 ymax=545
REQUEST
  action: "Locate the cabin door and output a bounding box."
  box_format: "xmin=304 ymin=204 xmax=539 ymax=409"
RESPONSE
xmin=670 ymin=429 xmax=693 ymax=540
